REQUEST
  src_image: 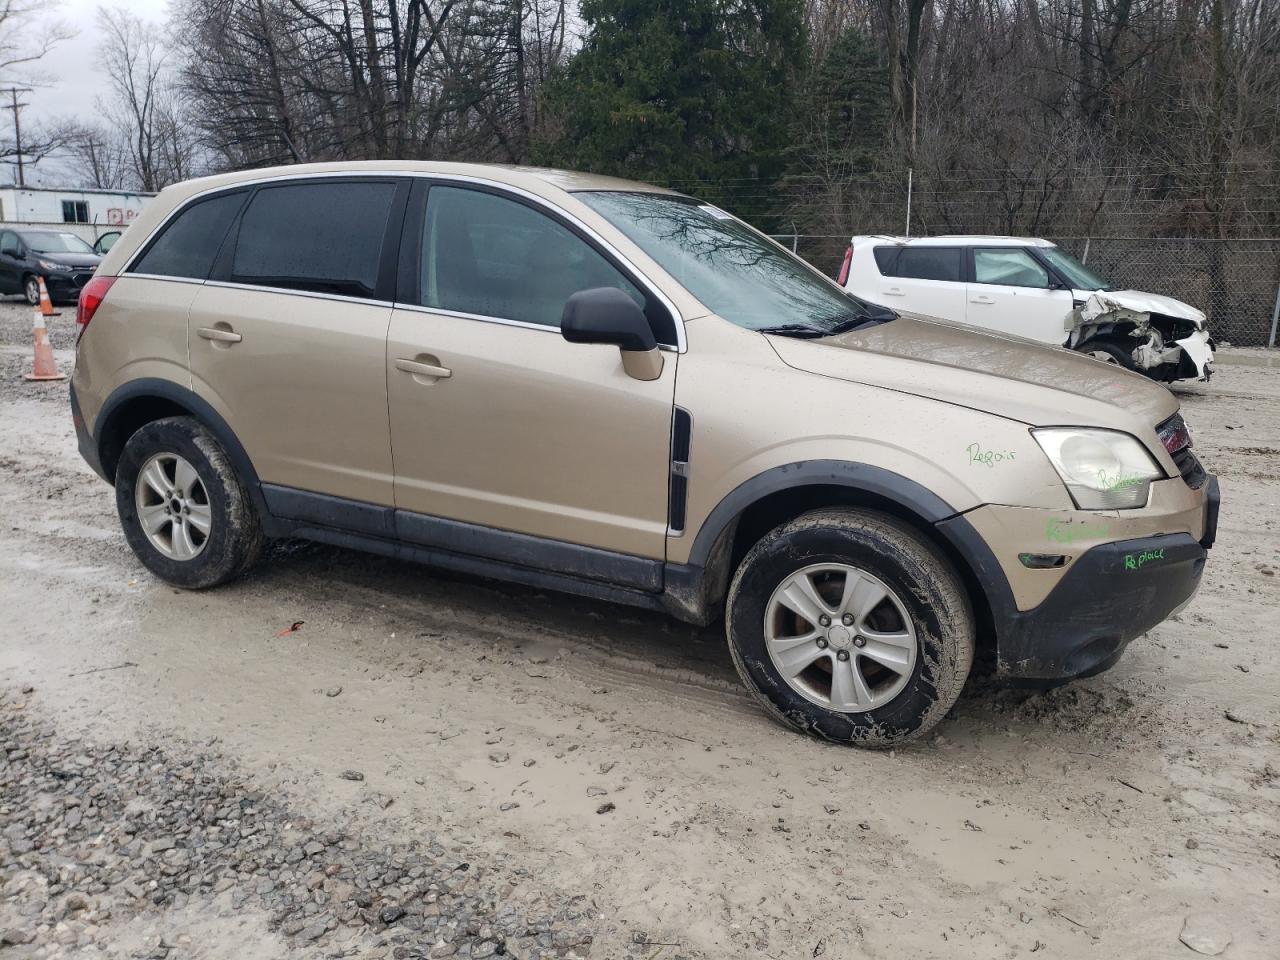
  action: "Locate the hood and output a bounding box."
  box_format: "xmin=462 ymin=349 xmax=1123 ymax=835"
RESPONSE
xmin=32 ymin=252 xmax=102 ymax=269
xmin=1077 ymin=289 xmax=1206 ymax=326
xmin=767 ymin=313 xmax=1179 ymax=429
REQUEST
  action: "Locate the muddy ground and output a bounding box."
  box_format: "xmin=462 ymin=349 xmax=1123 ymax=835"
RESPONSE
xmin=0 ymin=299 xmax=1277 ymax=959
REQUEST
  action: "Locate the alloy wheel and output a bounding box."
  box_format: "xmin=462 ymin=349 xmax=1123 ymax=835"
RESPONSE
xmin=764 ymin=563 xmax=918 ymax=712
xmin=134 ymin=452 xmax=212 ymax=561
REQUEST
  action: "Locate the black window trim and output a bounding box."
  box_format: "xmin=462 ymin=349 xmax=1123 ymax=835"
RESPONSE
xmin=397 ymin=178 xmax=680 ymax=350
xmin=117 ymin=171 xmax=686 ymax=349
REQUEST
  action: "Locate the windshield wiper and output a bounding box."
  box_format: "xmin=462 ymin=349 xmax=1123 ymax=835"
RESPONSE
xmin=757 ymin=323 xmax=827 ymax=339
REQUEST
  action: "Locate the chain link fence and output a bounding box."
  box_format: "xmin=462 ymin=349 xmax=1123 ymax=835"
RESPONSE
xmin=773 ymin=234 xmax=1280 ymax=347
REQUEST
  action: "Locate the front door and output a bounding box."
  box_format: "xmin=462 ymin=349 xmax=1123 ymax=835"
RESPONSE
xmin=188 ymin=178 xmax=406 ymax=507
xmin=966 ymin=247 xmax=1075 ymax=343
xmin=386 ymin=183 xmax=676 ymax=561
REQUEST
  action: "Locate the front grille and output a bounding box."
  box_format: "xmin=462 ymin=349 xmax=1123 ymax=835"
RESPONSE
xmin=1157 ymin=412 xmax=1207 ymax=489
xmin=72 ymin=273 xmax=93 ymax=287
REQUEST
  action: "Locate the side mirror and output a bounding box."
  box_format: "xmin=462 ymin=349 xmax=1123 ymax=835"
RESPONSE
xmin=1 ymin=245 xmax=17 ymax=258
xmin=561 ymin=287 xmax=663 ymax=381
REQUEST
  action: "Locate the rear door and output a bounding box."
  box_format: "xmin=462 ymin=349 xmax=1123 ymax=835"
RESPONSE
xmin=0 ymin=230 xmax=21 ymax=294
xmin=187 ymin=177 xmax=407 ymax=508
xmin=876 ymin=246 xmax=966 ymax=320
xmin=966 ymin=247 xmax=1075 ymax=342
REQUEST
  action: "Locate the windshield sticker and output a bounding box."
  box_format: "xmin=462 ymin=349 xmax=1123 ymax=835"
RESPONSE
xmin=1046 ymin=518 xmax=1110 ymax=544
xmin=966 ymin=442 xmax=1016 ymax=467
xmin=698 ymin=204 xmax=734 ymax=220
xmin=1124 ymin=548 xmax=1165 ymax=570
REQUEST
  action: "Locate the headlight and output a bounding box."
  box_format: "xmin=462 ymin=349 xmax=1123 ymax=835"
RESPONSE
xmin=37 ymin=259 xmax=72 ymax=272
xmin=1033 ymin=428 xmax=1163 ymax=509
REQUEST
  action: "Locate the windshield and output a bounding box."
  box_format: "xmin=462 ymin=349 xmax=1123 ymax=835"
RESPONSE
xmin=1040 ymin=245 xmax=1109 ymax=291
xmin=23 ymin=231 xmax=96 ymax=255
xmin=577 ymin=191 xmax=889 ymax=335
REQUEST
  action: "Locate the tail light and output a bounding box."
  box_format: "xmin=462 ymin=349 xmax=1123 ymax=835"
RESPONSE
xmin=836 ymin=246 xmax=853 ymax=286
xmin=77 ymin=276 xmax=116 ymax=344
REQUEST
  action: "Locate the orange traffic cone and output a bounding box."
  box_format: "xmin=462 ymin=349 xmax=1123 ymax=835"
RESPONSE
xmin=24 ymin=309 xmax=66 ymax=382
xmin=37 ymin=276 xmax=57 ymax=316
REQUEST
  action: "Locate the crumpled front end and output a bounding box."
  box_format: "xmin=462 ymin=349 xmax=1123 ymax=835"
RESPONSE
xmin=1068 ymin=291 xmax=1215 ymax=382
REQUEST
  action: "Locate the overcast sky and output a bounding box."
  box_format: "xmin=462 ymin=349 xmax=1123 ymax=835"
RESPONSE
xmin=5 ymin=0 xmax=169 ymax=187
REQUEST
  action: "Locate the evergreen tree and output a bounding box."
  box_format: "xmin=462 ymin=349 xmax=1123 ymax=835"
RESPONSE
xmin=534 ymin=0 xmax=804 ymax=225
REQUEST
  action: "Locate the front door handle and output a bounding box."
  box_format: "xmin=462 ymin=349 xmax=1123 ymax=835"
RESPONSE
xmin=395 ymin=357 xmax=452 ymax=380
xmin=969 ymin=295 xmax=996 ymax=305
xmin=197 ymin=326 xmax=243 ymax=343
xmin=882 ymin=286 xmax=905 ymax=296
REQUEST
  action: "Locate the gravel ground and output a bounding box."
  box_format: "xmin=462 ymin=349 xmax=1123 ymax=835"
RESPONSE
xmin=1 ymin=299 xmax=1278 ymax=959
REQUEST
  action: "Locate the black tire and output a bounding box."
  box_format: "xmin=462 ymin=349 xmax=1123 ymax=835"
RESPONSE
xmin=115 ymin=416 xmax=264 ymax=588
xmin=23 ymin=275 xmax=40 ymax=306
xmin=726 ymin=508 xmax=974 ymax=748
xmin=1077 ymin=338 xmax=1135 ymax=370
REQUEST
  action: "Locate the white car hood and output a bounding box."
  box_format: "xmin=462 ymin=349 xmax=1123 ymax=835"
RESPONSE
xmin=1076 ymin=289 xmax=1207 ymax=327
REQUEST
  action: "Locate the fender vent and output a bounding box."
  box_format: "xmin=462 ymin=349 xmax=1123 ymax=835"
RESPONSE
xmin=669 ymin=407 xmax=692 ymax=534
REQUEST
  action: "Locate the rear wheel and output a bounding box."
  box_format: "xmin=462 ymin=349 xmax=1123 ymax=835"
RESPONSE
xmin=115 ymin=417 xmax=263 ymax=588
xmin=726 ymin=508 xmax=974 ymax=747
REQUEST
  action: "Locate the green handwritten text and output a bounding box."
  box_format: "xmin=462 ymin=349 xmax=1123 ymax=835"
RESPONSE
xmin=1124 ymin=548 xmax=1165 ymax=570
xmin=1046 ymin=518 xmax=1111 ymax=544
xmin=967 ymin=442 xmax=1017 ymax=467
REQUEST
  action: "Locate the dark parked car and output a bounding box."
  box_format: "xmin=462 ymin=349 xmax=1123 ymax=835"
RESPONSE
xmin=0 ymin=228 xmax=103 ymax=305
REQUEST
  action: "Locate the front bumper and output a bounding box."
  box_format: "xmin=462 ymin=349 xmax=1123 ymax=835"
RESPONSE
xmin=993 ymin=475 xmax=1219 ymax=681
xmin=44 ymin=271 xmax=93 ymax=303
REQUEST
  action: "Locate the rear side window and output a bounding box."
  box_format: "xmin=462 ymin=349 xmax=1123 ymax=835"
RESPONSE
xmin=889 ymin=247 xmax=963 ymax=282
xmin=131 ymin=192 xmax=244 ymax=280
xmin=231 ymin=181 xmax=397 ymax=298
xmin=419 ymin=185 xmax=646 ymax=329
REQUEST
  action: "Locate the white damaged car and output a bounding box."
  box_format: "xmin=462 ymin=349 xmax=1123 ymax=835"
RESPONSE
xmin=837 ymin=235 xmax=1215 ymax=382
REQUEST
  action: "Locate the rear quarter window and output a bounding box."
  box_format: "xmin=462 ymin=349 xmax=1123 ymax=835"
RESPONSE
xmin=872 ymin=246 xmax=900 ymax=275
xmin=130 ymin=192 xmax=246 ymax=280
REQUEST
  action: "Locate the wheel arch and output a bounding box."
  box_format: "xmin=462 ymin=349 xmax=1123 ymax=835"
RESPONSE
xmin=665 ymin=461 xmax=1016 ymax=666
xmin=93 ymin=378 xmax=270 ymax=521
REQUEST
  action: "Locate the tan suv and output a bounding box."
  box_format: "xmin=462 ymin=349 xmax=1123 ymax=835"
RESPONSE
xmin=71 ymin=162 xmax=1219 ymax=746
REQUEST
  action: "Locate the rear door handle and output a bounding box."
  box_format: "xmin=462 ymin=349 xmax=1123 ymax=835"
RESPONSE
xmin=969 ymin=295 xmax=996 ymax=305
xmin=395 ymin=358 xmax=452 ymax=380
xmin=196 ymin=326 xmax=242 ymax=343
xmin=882 ymin=287 xmax=905 ymax=297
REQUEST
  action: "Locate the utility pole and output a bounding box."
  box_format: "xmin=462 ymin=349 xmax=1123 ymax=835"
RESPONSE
xmin=2 ymin=86 xmax=34 ymax=187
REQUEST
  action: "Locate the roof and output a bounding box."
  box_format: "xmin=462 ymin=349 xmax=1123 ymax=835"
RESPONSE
xmin=852 ymin=235 xmax=1054 ymax=247
xmin=155 ymin=161 xmax=681 ymax=204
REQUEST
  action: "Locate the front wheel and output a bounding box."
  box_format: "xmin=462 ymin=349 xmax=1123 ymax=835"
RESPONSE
xmin=23 ymin=275 xmax=40 ymax=306
xmin=115 ymin=416 xmax=264 ymax=588
xmin=1078 ymin=338 xmax=1136 ymax=370
xmin=726 ymin=509 xmax=974 ymax=747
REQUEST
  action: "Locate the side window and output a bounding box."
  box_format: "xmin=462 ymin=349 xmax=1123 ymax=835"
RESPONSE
xmin=0 ymin=231 xmax=16 ymax=256
xmin=132 ymin=192 xmax=245 ymax=280
xmin=231 ymin=181 xmax=397 ymax=298
xmin=872 ymin=246 xmax=899 ymax=275
xmin=420 ymin=185 xmax=645 ymax=329
xmin=973 ymin=248 xmax=1051 ymax=288
xmin=893 ymin=247 xmax=962 ymax=282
